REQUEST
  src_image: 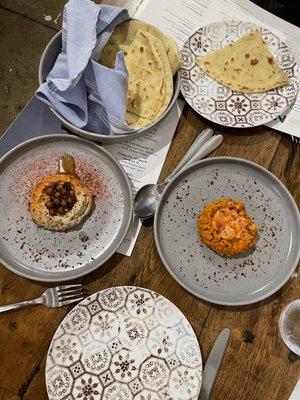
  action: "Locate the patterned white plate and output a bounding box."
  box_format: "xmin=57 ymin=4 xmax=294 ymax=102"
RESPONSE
xmin=46 ymin=286 xmax=202 ymax=400
xmin=180 ymin=20 xmax=299 ymax=128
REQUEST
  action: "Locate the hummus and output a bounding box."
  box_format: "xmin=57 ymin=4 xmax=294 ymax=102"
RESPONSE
xmin=29 ymin=173 xmax=93 ymax=231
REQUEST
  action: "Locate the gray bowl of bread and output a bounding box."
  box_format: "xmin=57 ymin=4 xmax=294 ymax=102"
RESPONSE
xmin=38 ymin=19 xmax=182 ymax=143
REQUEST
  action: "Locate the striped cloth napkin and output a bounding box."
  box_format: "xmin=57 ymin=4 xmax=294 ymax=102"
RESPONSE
xmin=36 ymin=0 xmax=137 ymax=135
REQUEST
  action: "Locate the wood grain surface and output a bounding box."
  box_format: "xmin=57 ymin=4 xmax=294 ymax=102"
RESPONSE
xmin=0 ymin=1 xmax=299 ymax=399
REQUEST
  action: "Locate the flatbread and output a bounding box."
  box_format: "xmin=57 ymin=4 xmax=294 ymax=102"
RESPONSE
xmin=197 ymin=29 xmax=289 ymax=93
xmin=108 ymin=20 xmax=167 ymax=48
xmin=126 ymin=111 xmax=151 ymax=127
xmin=100 ymin=43 xmax=127 ymax=69
xmin=100 ymin=20 xmax=181 ymax=75
xmin=125 ymin=31 xmax=173 ymax=124
xmin=148 ymin=32 xmax=173 ymax=119
xmin=164 ymin=34 xmax=182 ymax=75
xmin=124 ymin=30 xmax=166 ymax=120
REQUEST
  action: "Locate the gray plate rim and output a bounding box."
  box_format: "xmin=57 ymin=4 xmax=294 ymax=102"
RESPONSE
xmin=154 ymin=156 xmax=300 ymax=306
xmin=38 ymin=30 xmax=181 ymax=144
xmin=0 ymin=134 xmax=133 ymax=282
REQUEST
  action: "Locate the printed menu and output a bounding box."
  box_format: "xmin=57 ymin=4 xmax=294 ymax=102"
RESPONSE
xmin=105 ymin=100 xmax=184 ymax=256
xmin=107 ymin=0 xmax=150 ymax=17
xmin=288 ymin=379 xmax=300 ymax=400
xmin=136 ymin=0 xmax=300 ymax=139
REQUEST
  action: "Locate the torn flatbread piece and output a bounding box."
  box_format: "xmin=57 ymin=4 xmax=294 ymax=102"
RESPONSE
xmin=197 ymin=29 xmax=289 ymax=93
xmin=124 ymin=30 xmax=173 ymax=122
xmin=100 ymin=20 xmax=181 ymax=75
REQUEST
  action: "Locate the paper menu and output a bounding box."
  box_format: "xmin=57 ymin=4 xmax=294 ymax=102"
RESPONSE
xmin=108 ymin=0 xmax=150 ymax=17
xmin=137 ymin=0 xmax=300 ymax=62
xmin=136 ymin=0 xmax=219 ymax=47
xmin=104 ymin=100 xmax=184 ymax=256
xmin=137 ymin=0 xmax=300 ymax=139
xmin=288 ymin=379 xmax=300 ymax=400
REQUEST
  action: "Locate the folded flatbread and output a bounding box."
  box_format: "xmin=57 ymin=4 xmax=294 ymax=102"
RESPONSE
xmin=125 ymin=111 xmax=151 ymax=128
xmin=100 ymin=20 xmax=181 ymax=75
xmin=197 ymin=29 xmax=289 ymax=93
xmin=124 ymin=30 xmax=173 ymax=122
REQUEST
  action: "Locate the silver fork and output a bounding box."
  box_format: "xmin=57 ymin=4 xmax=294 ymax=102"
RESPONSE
xmin=291 ymin=136 xmax=300 ymax=144
xmin=0 ymin=284 xmax=85 ymax=314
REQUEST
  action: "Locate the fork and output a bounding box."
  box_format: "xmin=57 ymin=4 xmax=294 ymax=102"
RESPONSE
xmin=291 ymin=135 xmax=300 ymax=144
xmin=0 ymin=285 xmax=85 ymax=314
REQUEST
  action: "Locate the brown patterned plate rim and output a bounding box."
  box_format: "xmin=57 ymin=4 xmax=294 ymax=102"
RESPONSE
xmin=180 ymin=20 xmax=299 ymax=128
xmin=45 ymin=286 xmax=202 ymax=400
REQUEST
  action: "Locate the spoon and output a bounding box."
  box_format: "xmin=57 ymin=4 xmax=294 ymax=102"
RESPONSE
xmin=134 ymin=131 xmax=223 ymax=219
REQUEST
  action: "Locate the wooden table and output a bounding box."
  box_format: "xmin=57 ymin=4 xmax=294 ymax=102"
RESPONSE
xmin=0 ymin=1 xmax=299 ymax=399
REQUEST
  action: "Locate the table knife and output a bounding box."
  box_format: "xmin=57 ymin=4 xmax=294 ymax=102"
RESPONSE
xmin=198 ymin=328 xmax=230 ymax=400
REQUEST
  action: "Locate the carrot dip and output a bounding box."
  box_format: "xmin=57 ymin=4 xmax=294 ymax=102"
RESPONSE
xmin=198 ymin=198 xmax=258 ymax=257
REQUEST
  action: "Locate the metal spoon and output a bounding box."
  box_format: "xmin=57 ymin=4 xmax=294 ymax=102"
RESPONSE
xmin=134 ymin=131 xmax=224 ymax=219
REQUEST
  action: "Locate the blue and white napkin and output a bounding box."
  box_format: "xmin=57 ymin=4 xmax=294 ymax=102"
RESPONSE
xmin=36 ymin=0 xmax=137 ymax=135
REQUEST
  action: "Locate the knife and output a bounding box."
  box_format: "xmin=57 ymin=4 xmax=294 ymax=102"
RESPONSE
xmin=198 ymin=328 xmax=230 ymax=400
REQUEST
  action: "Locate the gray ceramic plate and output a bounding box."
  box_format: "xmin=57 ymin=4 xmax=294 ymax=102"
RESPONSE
xmin=46 ymin=286 xmax=202 ymax=400
xmin=154 ymin=157 xmax=300 ymax=306
xmin=0 ymin=135 xmax=133 ymax=282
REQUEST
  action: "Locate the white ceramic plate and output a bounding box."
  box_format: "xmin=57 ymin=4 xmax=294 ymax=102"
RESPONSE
xmin=154 ymin=157 xmax=300 ymax=306
xmin=180 ymin=20 xmax=299 ymax=128
xmin=0 ymin=135 xmax=133 ymax=282
xmin=46 ymin=286 xmax=202 ymax=400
